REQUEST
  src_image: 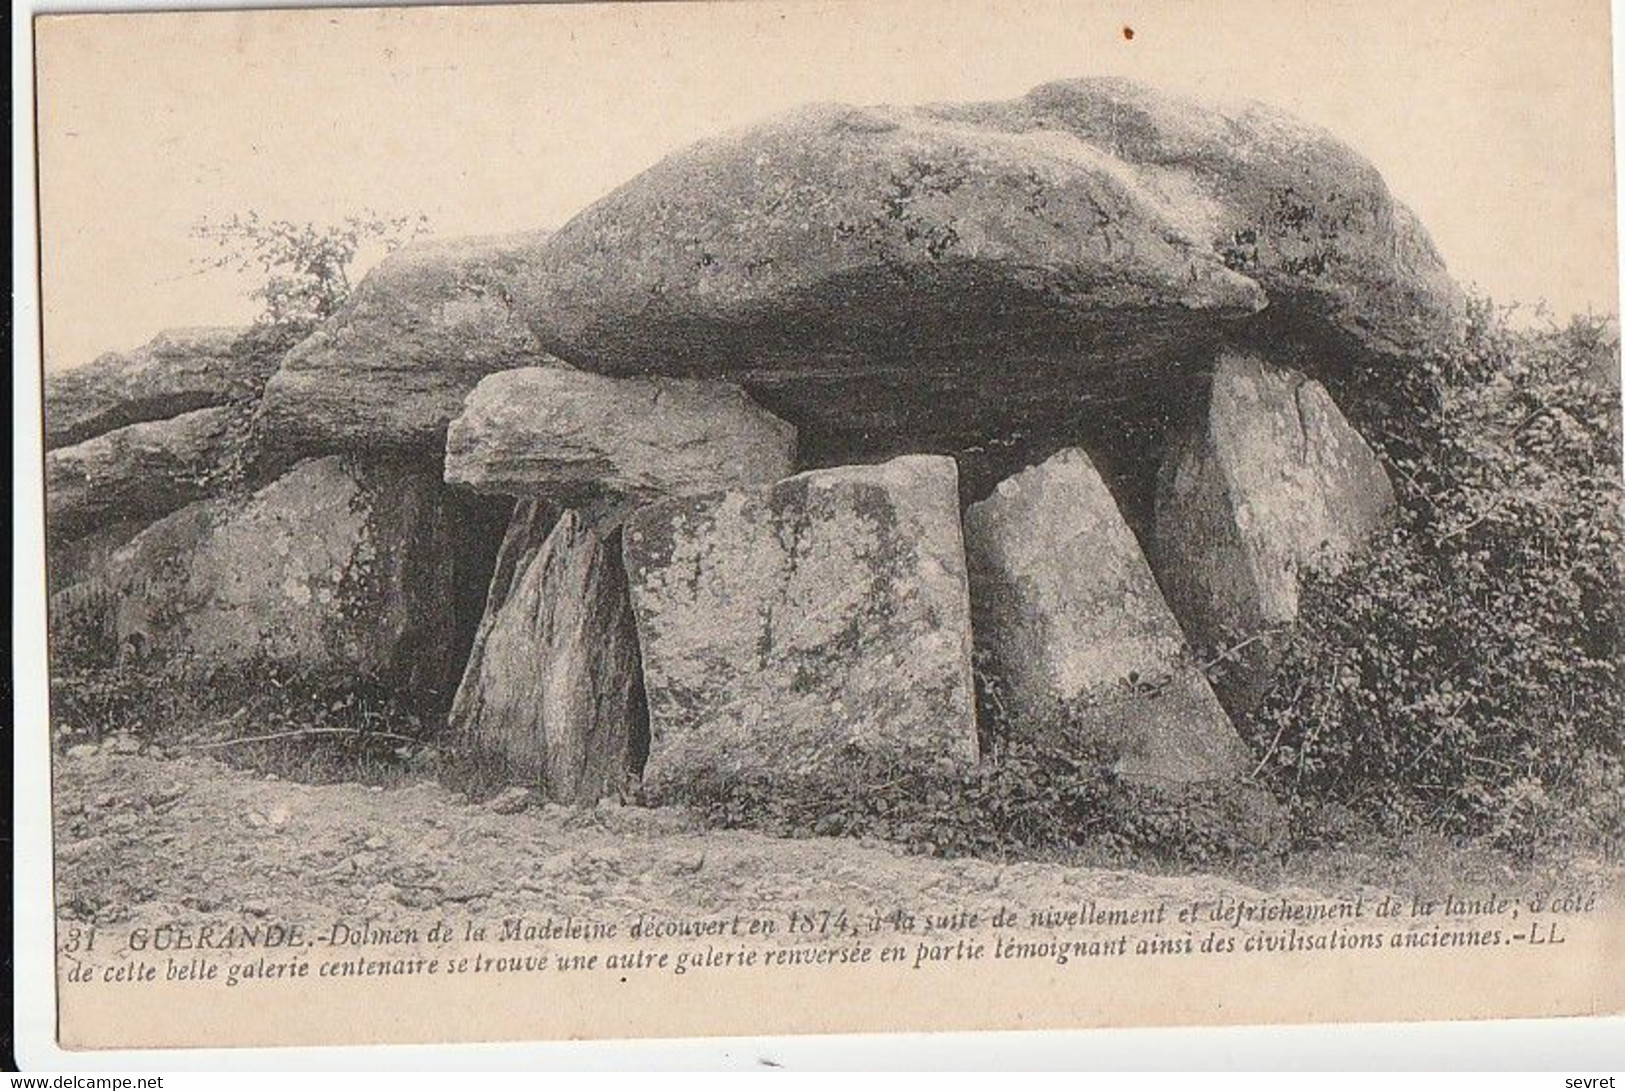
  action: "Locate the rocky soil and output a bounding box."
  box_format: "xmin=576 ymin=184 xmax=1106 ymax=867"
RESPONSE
xmin=50 ymin=746 xmax=1244 ymax=930
xmin=52 ymin=744 xmax=1622 ymax=935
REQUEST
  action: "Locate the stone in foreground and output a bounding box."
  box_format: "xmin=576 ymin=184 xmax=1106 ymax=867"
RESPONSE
xmin=622 ymin=455 xmax=977 ymax=791
xmin=964 ymin=448 xmax=1249 ymax=782
xmin=45 ymin=326 xmax=284 ymax=450
xmin=445 ymin=368 xmax=796 ymax=507
xmin=1153 ymin=350 xmax=1397 ymax=712
xmin=46 ymin=406 xmax=243 ymax=542
xmin=256 ymin=231 xmax=562 ymax=459
xmin=448 ymin=501 xmax=647 ymax=803
xmin=106 ymin=456 xmax=456 ymax=702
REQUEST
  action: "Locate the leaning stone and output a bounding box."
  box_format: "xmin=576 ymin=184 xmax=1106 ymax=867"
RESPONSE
xmin=622 ymin=454 xmax=977 ymax=792
xmin=1153 ymin=350 xmax=1397 ymax=712
xmin=447 ymin=501 xmax=645 ymax=804
xmin=964 ymin=448 xmax=1249 ymax=783
xmin=445 ymin=368 xmax=796 ymax=507
xmin=450 ymin=500 xmax=560 ymax=733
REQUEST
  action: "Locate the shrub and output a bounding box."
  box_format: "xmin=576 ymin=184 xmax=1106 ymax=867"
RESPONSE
xmin=646 ymin=740 xmax=1282 ymax=868
xmin=49 ymin=657 xmax=180 ymax=745
xmin=1245 ymin=300 xmax=1625 ymax=851
xmin=188 ymin=664 xmax=436 ymax=786
xmin=192 ymin=210 xmax=429 ymax=332
xmin=48 ymin=641 xmax=436 ymax=786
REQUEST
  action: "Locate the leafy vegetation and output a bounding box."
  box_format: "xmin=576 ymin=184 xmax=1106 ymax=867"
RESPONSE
xmin=1246 ymin=301 xmax=1624 ymax=858
xmin=49 ymin=603 xmax=435 ymax=788
xmin=53 ymin=661 xmax=438 ymax=788
xmin=646 ymin=739 xmax=1282 ymax=868
xmin=192 ymin=210 xmax=429 ymax=331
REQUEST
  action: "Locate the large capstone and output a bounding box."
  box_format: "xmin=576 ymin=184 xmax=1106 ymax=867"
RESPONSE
xmin=46 ymin=406 xmax=245 ymax=543
xmin=514 ymin=77 xmax=1461 ymax=498
xmin=444 ymin=368 xmax=796 ymax=507
xmin=965 ymin=448 xmax=1248 ymax=782
xmin=1153 ymin=350 xmax=1397 ymax=712
xmin=45 ymin=326 xmax=287 ymax=450
xmin=256 ymin=231 xmax=563 ymax=460
xmin=622 ymin=454 xmax=977 ymax=793
xmin=105 ymin=456 xmax=457 ymax=703
xmin=448 ymin=501 xmax=646 ymax=803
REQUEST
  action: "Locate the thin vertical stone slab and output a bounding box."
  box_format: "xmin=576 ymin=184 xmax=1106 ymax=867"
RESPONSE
xmin=448 ymin=501 xmax=645 ymax=803
xmin=446 ymin=499 xmax=557 ymax=748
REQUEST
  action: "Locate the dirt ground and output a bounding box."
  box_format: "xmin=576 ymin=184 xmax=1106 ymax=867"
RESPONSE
xmin=51 ymin=739 xmax=1623 ymax=936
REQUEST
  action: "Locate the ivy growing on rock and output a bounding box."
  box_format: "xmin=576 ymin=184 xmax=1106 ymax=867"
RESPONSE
xmin=1246 ymin=299 xmax=1624 ymax=856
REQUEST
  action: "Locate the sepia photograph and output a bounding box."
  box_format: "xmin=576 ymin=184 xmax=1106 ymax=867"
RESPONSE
xmin=17 ymin=0 xmax=1625 ymax=1059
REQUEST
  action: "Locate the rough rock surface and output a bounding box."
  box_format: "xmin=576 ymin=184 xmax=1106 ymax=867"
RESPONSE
xmin=445 ymin=369 xmax=796 ymax=507
xmin=515 ymin=77 xmax=1462 ymax=492
xmin=46 ymin=406 xmax=243 ymax=542
xmin=965 ymin=448 xmax=1249 ymax=782
xmin=448 ymin=501 xmax=647 ymax=803
xmin=622 ymin=455 xmax=977 ymax=791
xmin=1153 ymin=351 xmax=1397 ymax=712
xmin=256 ymin=231 xmax=563 ymax=458
xmin=44 ymin=326 xmax=283 ymax=450
xmin=48 ymin=517 xmax=148 ymax=595
xmin=105 ymin=456 xmax=456 ymax=700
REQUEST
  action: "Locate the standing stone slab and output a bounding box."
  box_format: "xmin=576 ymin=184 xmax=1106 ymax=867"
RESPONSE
xmin=449 ymin=501 xmax=560 ymax=728
xmin=623 ymin=455 xmax=977 ymax=791
xmin=448 ymin=501 xmax=647 ymax=803
xmin=445 ymin=369 xmax=796 ymax=507
xmin=965 ymin=448 xmax=1248 ymax=783
xmin=1153 ymin=350 xmax=1396 ymax=712
xmin=106 ymin=456 xmax=456 ymax=702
